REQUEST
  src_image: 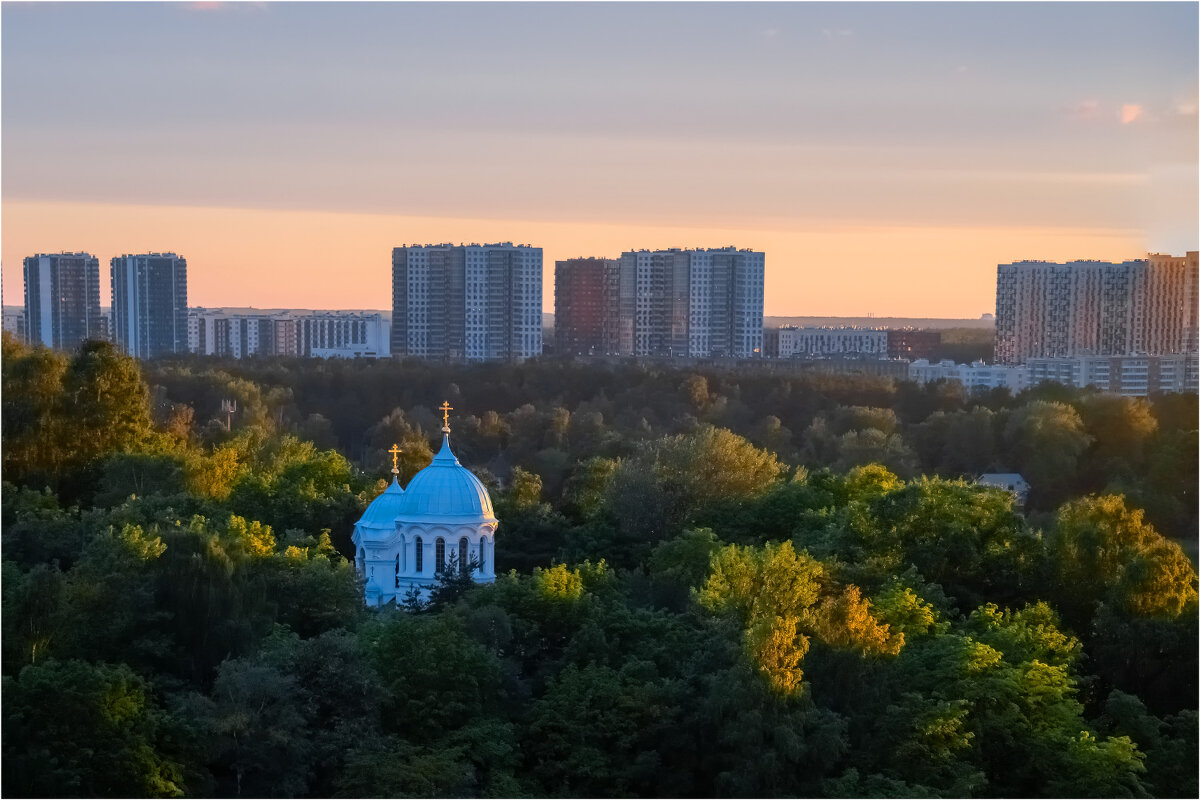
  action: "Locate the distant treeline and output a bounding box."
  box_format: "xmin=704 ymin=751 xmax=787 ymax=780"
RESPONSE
xmin=133 ymin=349 xmax=1196 ymax=545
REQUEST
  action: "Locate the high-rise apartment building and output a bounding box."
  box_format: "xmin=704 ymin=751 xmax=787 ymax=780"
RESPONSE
xmin=994 ymin=253 xmax=1199 ymax=364
xmin=111 ymin=253 xmax=189 ymax=358
xmin=554 ymin=258 xmax=621 ymax=356
xmin=391 ymin=243 xmax=542 ymax=361
xmin=554 ymin=247 xmax=765 ymax=359
xmin=22 ymin=252 xmax=102 ymax=350
xmin=1137 ymin=252 xmax=1200 ymax=355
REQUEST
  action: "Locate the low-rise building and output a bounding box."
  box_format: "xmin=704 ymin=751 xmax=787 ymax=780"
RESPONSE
xmin=3 ymin=306 xmax=27 ymax=343
xmin=977 ymin=473 xmax=1030 ymax=506
xmin=887 ymin=328 xmax=942 ymax=360
xmin=1025 ymin=354 xmax=1199 ymax=396
xmin=910 ymin=354 xmax=1198 ymax=396
xmin=189 ymin=308 xmax=389 ymax=359
xmin=768 ymin=325 xmax=888 ymax=358
xmin=908 ymin=359 xmax=1028 ymax=392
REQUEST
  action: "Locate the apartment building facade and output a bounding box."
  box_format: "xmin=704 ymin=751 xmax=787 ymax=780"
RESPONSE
xmin=554 ymin=257 xmax=621 ymax=356
xmin=886 ymin=328 xmax=942 ymax=360
xmin=766 ymin=325 xmax=888 ymax=358
xmin=3 ymin=307 xmax=26 ymax=343
xmin=1025 ymin=354 xmax=1199 ymax=396
xmin=908 ymin=359 xmax=1029 ymax=393
xmin=909 ymin=354 xmax=1197 ymax=396
xmin=111 ymin=253 xmax=189 ymax=358
xmin=392 ymin=243 xmax=542 ymax=362
xmin=189 ymin=308 xmax=387 ymax=359
xmin=555 ymin=247 xmax=764 ymax=359
xmin=22 ymin=252 xmax=103 ymax=350
xmin=995 ymin=253 xmax=1199 ymax=364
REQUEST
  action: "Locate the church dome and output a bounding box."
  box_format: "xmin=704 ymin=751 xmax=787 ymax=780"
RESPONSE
xmin=394 ymin=433 xmax=496 ymax=523
xmin=355 ymin=476 xmax=405 ymax=534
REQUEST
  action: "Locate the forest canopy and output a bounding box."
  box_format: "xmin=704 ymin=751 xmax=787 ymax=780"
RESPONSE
xmin=3 ymin=334 xmax=1197 ymax=798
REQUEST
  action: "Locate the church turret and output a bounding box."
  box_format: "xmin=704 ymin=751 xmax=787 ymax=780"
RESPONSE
xmin=352 ymin=443 xmax=407 ymax=607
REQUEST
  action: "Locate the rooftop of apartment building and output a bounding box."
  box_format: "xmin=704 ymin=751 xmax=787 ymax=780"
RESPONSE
xmin=1002 ymin=258 xmax=1149 ymax=266
xmin=625 ymin=246 xmax=759 ymax=253
xmin=189 ymin=307 xmax=387 ymax=318
xmin=775 ymin=324 xmax=888 ymax=331
xmin=395 ymin=242 xmax=536 ymax=248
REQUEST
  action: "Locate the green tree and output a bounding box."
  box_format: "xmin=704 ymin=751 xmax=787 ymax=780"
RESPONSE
xmin=835 ymin=428 xmax=920 ymax=477
xmin=844 ymin=477 xmax=1046 ymax=609
xmin=198 ymin=657 xmax=313 ymax=797
xmin=696 ymin=541 xmax=898 ymax=694
xmin=1051 ymin=494 xmax=1198 ymax=623
xmin=1078 ymin=394 xmax=1158 ymax=467
xmin=63 ymin=340 xmax=155 ymax=466
xmin=1 ymin=339 xmax=69 ymax=483
xmin=508 ymin=466 xmax=543 ymax=509
xmin=609 ymin=425 xmax=783 ymax=545
xmin=1003 ymin=400 xmax=1092 ymax=506
xmin=2 ymin=561 xmax=66 ymax=669
xmin=1099 ymin=691 xmax=1198 ymax=798
xmin=3 ymin=659 xmax=186 ymax=797
xmin=526 ymin=663 xmax=682 ymax=796
xmin=94 ymin=453 xmax=189 ymax=508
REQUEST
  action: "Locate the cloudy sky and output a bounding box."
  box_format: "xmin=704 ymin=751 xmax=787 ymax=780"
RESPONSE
xmin=3 ymin=1 xmax=1196 ymax=315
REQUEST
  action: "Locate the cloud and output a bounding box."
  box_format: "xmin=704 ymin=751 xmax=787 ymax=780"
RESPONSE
xmin=1120 ymin=104 xmax=1144 ymax=124
xmin=1067 ymin=100 xmax=1100 ymax=120
xmin=762 ymin=28 xmax=779 ymax=38
xmin=821 ymin=28 xmax=854 ymax=40
xmin=184 ymin=2 xmax=267 ymax=11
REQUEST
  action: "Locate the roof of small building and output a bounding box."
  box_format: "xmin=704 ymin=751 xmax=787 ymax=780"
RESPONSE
xmin=978 ymin=473 xmax=1029 ymax=487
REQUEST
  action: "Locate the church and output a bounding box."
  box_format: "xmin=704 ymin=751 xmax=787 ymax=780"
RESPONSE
xmin=352 ymin=403 xmax=498 ymax=606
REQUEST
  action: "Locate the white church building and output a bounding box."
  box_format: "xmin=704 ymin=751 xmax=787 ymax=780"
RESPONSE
xmin=353 ymin=407 xmax=498 ymax=606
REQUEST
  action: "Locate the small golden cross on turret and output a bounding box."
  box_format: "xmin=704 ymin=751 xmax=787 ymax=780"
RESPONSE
xmin=439 ymin=401 xmax=454 ymax=430
xmin=388 ymin=443 xmax=402 ymax=475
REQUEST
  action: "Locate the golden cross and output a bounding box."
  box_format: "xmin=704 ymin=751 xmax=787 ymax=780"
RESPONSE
xmin=439 ymin=401 xmax=454 ymax=429
xmin=388 ymin=444 xmax=402 ymax=475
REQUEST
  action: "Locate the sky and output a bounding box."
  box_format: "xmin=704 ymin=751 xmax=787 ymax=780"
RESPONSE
xmin=2 ymin=1 xmax=1197 ymax=316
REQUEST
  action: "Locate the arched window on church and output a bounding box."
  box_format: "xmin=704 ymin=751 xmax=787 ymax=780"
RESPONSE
xmin=356 ymin=548 xmax=365 ymax=576
xmin=415 ymin=537 xmax=423 ymax=574
xmin=435 ymin=538 xmax=446 ymax=573
xmin=459 ymin=537 xmax=469 ymax=574
xmin=479 ymin=537 xmax=486 ymax=573
xmin=395 ymin=554 xmax=400 ymax=588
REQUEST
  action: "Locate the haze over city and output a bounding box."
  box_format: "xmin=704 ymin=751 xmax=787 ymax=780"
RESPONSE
xmin=3 ymin=1 xmax=1197 ymax=316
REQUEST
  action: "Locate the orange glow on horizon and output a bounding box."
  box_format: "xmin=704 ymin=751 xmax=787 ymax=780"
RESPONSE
xmin=1 ymin=199 xmax=1149 ymax=319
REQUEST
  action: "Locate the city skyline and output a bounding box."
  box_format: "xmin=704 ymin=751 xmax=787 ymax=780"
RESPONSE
xmin=3 ymin=2 xmax=1197 ymax=316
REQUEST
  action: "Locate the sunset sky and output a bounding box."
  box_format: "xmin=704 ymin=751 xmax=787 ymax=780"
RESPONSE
xmin=3 ymin=2 xmax=1196 ymax=316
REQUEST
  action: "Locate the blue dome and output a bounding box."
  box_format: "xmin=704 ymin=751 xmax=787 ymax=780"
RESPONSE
xmin=356 ymin=476 xmax=404 ymax=534
xmin=395 ymin=434 xmax=496 ymax=523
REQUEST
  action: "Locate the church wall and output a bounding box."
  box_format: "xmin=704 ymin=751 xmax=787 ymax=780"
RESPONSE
xmin=354 ymin=520 xmax=497 ymax=607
